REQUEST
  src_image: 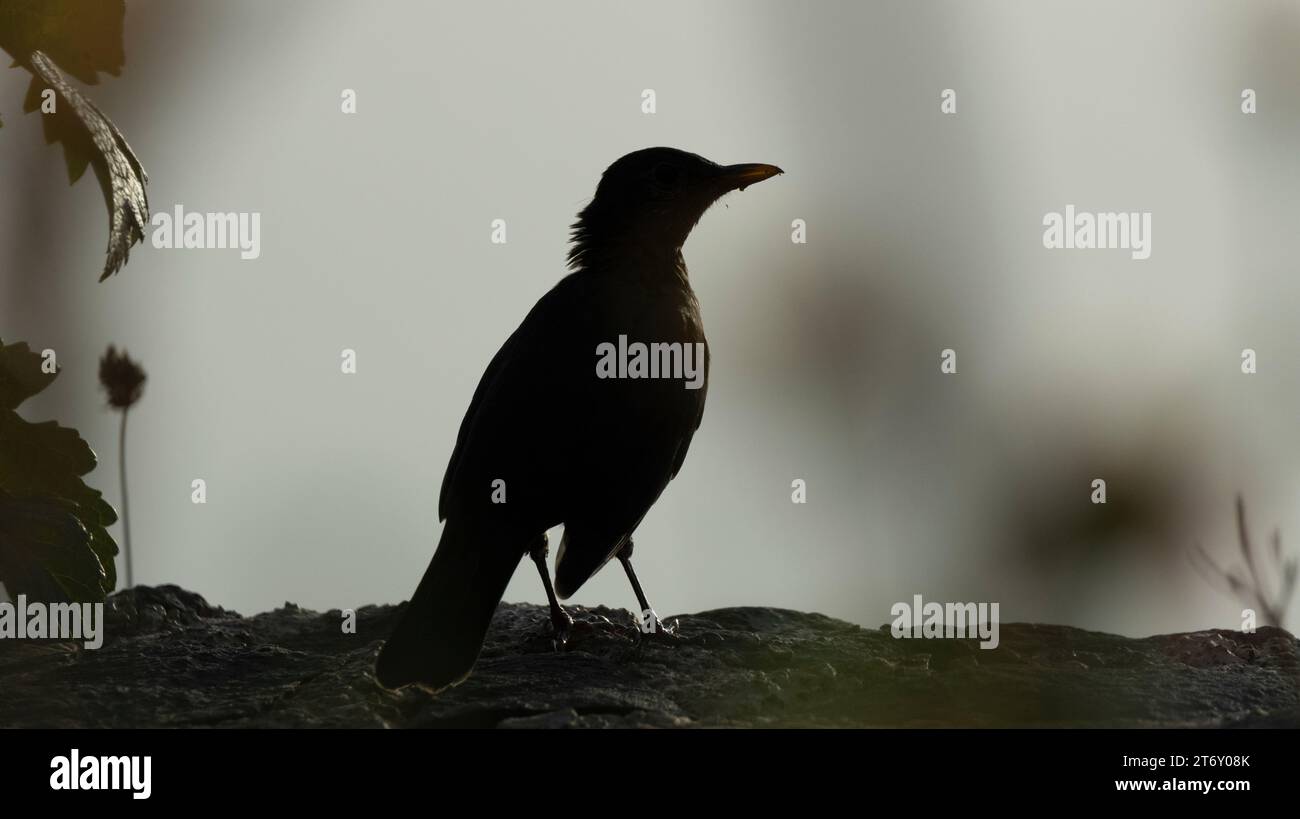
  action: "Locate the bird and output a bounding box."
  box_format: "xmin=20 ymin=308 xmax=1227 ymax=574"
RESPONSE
xmin=375 ymin=147 xmax=783 ymax=690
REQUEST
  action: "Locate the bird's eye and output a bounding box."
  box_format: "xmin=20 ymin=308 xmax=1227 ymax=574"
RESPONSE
xmin=652 ymin=163 xmax=681 ymax=188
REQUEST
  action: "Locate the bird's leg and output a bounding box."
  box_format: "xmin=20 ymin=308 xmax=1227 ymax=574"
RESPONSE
xmin=528 ymin=534 xmax=572 ymax=648
xmin=616 ymin=538 xmax=676 ymax=638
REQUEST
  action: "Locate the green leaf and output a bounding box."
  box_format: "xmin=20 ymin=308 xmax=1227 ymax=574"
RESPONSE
xmin=0 ymin=339 xmax=56 ymax=411
xmin=0 ymin=489 xmax=104 ymax=603
xmin=0 ymin=339 xmax=118 ymax=602
xmin=0 ymin=0 xmax=126 ymax=84
xmin=23 ymin=75 xmax=88 ymax=182
xmin=0 ymin=1 xmax=149 ymax=281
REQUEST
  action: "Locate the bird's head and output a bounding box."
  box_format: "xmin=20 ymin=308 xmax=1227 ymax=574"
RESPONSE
xmin=568 ymin=147 xmax=783 ymax=269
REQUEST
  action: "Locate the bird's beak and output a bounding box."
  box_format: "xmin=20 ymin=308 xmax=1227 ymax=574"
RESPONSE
xmin=715 ymin=163 xmax=784 ymax=192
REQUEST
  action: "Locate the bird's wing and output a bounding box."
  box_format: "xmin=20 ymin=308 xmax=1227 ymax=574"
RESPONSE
xmin=553 ymin=344 xmax=708 ymax=599
xmin=437 ymin=275 xmax=585 ymax=524
xmin=438 ymin=271 xmax=707 ymax=599
xmin=437 ymin=327 xmax=516 ymax=522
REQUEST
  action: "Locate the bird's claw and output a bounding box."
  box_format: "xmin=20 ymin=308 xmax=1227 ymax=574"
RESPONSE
xmin=634 ymin=610 xmax=679 ymax=642
xmin=549 ymin=610 xmax=574 ymax=652
xmin=651 ymin=617 xmax=680 ymax=640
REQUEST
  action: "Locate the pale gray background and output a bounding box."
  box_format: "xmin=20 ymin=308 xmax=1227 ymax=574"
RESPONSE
xmin=2 ymin=0 xmax=1298 ymax=636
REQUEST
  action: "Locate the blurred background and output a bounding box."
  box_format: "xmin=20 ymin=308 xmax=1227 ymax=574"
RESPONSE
xmin=2 ymin=0 xmax=1298 ymax=636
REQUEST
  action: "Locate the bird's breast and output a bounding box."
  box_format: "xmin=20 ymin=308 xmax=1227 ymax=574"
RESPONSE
xmin=582 ymin=271 xmax=708 ymax=419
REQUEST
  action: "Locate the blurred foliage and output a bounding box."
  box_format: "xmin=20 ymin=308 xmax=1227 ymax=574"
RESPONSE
xmin=0 ymin=0 xmax=149 ymax=281
xmin=0 ymin=0 xmax=125 ymax=83
xmin=0 ymin=339 xmax=118 ymax=602
xmin=1191 ymin=497 xmax=1297 ymax=629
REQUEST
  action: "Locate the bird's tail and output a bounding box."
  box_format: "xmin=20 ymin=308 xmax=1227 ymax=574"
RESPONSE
xmin=375 ymin=519 xmax=522 ymax=691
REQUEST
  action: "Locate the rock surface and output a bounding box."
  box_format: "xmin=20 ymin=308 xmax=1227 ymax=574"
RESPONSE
xmin=1 ymin=585 xmax=1297 ymax=728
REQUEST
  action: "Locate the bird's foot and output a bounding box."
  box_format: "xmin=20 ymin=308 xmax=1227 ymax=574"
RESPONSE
xmin=633 ymin=609 xmax=679 ymax=642
xmin=548 ymin=608 xmax=574 ymax=651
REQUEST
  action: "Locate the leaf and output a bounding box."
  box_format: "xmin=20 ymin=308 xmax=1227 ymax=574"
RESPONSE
xmin=0 ymin=0 xmax=126 ymax=84
xmin=0 ymin=489 xmax=103 ymax=603
xmin=0 ymin=1 xmax=149 ymax=281
xmin=0 ymin=338 xmax=55 ymax=410
xmin=24 ymin=73 xmax=90 ymax=183
xmin=0 ymin=339 xmax=118 ymax=602
xmin=25 ymin=50 xmax=148 ymax=281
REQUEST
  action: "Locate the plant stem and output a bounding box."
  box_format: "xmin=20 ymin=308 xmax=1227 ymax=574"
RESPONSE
xmin=119 ymin=408 xmax=132 ymax=589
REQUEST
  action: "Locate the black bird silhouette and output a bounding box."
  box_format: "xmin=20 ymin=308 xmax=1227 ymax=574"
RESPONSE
xmin=376 ymin=147 xmax=782 ymax=690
